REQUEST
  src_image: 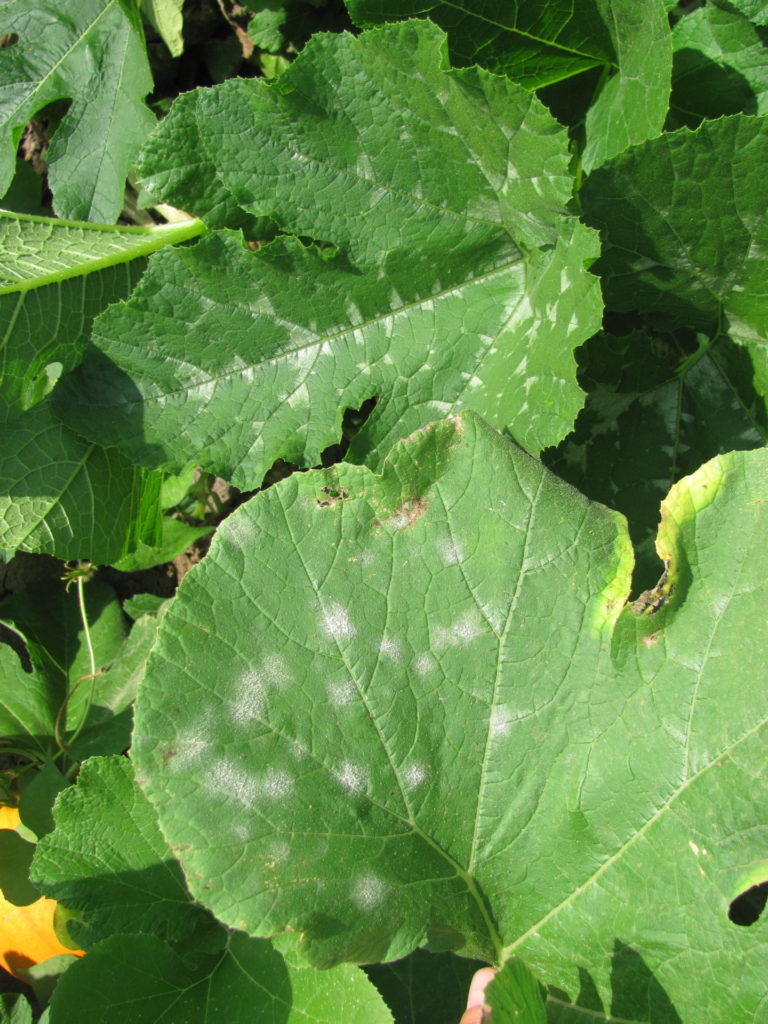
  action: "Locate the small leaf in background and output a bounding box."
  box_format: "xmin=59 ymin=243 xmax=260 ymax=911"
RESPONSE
xmin=486 ymin=960 xmax=546 ymax=1023
xmin=140 ymin=0 xmax=185 ymax=57
xmin=111 ymin=517 xmax=211 ymax=573
xmin=17 ymin=760 xmax=68 ymax=839
xmin=0 ymin=993 xmax=33 ymax=1024
xmin=0 ymin=0 xmax=155 ymax=223
xmin=668 ymin=3 xmax=768 ymax=129
xmin=364 ymin=948 xmax=486 ymax=1024
xmin=0 ymin=580 xmax=152 ymax=759
xmin=0 ymin=399 xmax=164 ymax=565
xmin=245 ymin=0 xmax=287 ymax=52
xmin=132 ymin=412 xmax=768 ymax=1020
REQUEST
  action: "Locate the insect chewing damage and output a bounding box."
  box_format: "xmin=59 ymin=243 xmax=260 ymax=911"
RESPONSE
xmin=316 ymin=485 xmax=350 ymax=508
xmin=631 ymin=562 xmax=674 ymax=616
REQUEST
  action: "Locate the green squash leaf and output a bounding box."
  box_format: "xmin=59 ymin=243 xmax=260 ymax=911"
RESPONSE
xmin=0 ymin=0 xmax=155 ymax=223
xmin=140 ymin=0 xmax=185 ymax=57
xmin=345 ymin=0 xmax=616 ymax=88
xmin=581 ymin=0 xmax=672 ymax=172
xmin=543 ymin=330 xmax=767 ymax=590
xmin=365 ymin=948 xmax=486 ymax=1024
xmin=132 ymin=412 xmax=768 ymax=1021
xmin=581 ymin=114 xmax=768 ymax=347
xmin=33 ymin=756 xmax=393 ymax=1023
xmin=0 ymin=399 xmax=163 ymax=564
xmin=55 ymin=21 xmax=602 ymax=484
xmin=0 ymin=580 xmax=152 ymax=757
xmin=668 ymin=4 xmax=768 ymax=129
xmin=47 ymin=932 xmax=393 ymax=1024
xmin=31 ymin=756 xmax=212 ymax=945
xmin=0 ymin=995 xmax=33 ymax=1024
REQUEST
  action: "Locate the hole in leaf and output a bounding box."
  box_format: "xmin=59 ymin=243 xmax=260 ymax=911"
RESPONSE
xmin=320 ymin=395 xmax=378 ymax=467
xmin=0 ymin=33 xmax=18 ymax=48
xmin=728 ymin=881 xmax=768 ymax=926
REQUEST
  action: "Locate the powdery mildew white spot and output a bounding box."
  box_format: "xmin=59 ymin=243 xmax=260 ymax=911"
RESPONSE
xmin=403 ymin=763 xmax=428 ymax=790
xmin=232 ymin=669 xmax=266 ymax=724
xmin=166 ymin=734 xmax=209 ymax=772
xmin=209 ymin=759 xmax=258 ymax=806
xmin=257 ymin=652 xmax=293 ymax=690
xmin=334 ymin=761 xmax=367 ymax=794
xmin=258 ymin=768 xmax=295 ymax=799
xmin=414 ymin=653 xmax=436 ymax=676
xmin=351 ymin=872 xmax=387 ymax=911
xmin=433 ymin=612 xmax=482 ymax=651
xmin=379 ymin=636 xmax=401 ymax=661
xmin=322 ymin=602 xmax=356 ymax=639
xmin=489 ymin=707 xmax=512 ymax=738
xmin=328 ymin=680 xmax=358 ymax=707
xmin=437 ymin=537 xmax=464 ymax=566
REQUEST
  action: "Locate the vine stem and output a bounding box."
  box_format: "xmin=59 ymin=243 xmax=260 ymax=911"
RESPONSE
xmin=55 ymin=573 xmax=101 ymax=758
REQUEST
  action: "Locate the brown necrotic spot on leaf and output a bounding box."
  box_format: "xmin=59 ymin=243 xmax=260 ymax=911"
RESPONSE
xmin=377 ymin=498 xmax=428 ymax=532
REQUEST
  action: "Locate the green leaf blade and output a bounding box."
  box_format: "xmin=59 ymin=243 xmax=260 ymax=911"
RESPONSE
xmin=345 ymin=0 xmax=617 ymax=88
xmin=131 ymin=413 xmax=768 ymax=1019
xmin=0 ymin=0 xmax=156 ymax=223
xmin=581 ymin=114 xmax=768 ymax=347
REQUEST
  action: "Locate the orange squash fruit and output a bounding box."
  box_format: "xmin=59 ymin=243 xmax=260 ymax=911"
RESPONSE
xmin=0 ymin=804 xmax=84 ymax=979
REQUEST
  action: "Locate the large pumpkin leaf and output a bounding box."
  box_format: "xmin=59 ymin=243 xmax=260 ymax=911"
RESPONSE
xmin=53 ymin=21 xmax=602 ymax=485
xmin=132 ymin=412 xmax=768 ymax=1021
xmin=0 ymin=0 xmax=154 ymax=223
xmin=32 ymin=756 xmax=393 ymax=1024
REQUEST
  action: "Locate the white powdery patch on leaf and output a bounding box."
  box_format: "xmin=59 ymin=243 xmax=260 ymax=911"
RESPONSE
xmin=437 ymin=536 xmax=464 ymax=566
xmin=402 ymin=762 xmax=428 ymax=790
xmin=334 ymin=760 xmax=368 ymax=794
xmin=166 ymin=733 xmax=209 ymax=773
xmin=413 ymin=653 xmax=436 ymax=676
xmin=328 ymin=680 xmax=358 ymax=707
xmin=433 ymin=611 xmax=483 ymax=651
xmin=379 ymin=635 xmax=401 ymax=661
xmin=257 ymin=652 xmax=294 ymax=689
xmin=208 ymin=759 xmax=258 ymax=806
xmin=351 ymin=872 xmax=388 ymax=911
xmin=489 ymin=706 xmax=513 ymax=738
xmin=322 ymin=601 xmax=356 ymax=639
xmin=257 ymin=767 xmax=295 ymax=799
xmin=232 ymin=668 xmax=267 ymax=724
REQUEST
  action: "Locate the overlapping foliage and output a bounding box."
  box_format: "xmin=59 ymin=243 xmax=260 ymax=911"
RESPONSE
xmin=1 ymin=2 xmax=767 ymax=1022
